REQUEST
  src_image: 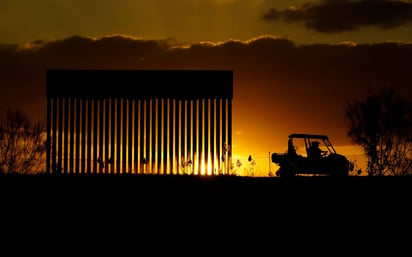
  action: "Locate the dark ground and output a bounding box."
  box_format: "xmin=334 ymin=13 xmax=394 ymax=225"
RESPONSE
xmin=2 ymin=173 xmax=411 ymax=207
xmin=2 ymin=174 xmax=411 ymax=248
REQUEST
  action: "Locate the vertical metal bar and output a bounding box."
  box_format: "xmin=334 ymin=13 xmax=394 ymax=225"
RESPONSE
xmin=116 ymin=99 xmax=121 ymax=173
xmin=58 ymin=98 xmax=63 ymax=174
xmin=175 ymin=99 xmax=180 ymax=173
xmin=140 ymin=100 xmax=144 ymax=174
xmin=163 ymin=99 xmax=168 ymax=174
xmin=64 ymin=98 xmax=69 ymax=174
xmin=52 ymin=98 xmax=57 ymax=173
xmin=105 ymin=98 xmax=110 ymax=173
xmin=87 ymin=99 xmax=92 ymax=173
xmin=211 ymin=99 xmax=215 ymax=174
xmin=192 ymin=99 xmax=197 ymax=174
xmin=181 ymin=100 xmax=185 ymax=173
xmin=75 ymin=98 xmax=80 ymax=173
xmin=81 ymin=99 xmax=86 ymax=173
xmin=46 ymin=97 xmax=51 ymax=174
xmin=134 ymin=100 xmax=139 ymax=173
xmin=128 ymin=99 xmax=133 ymax=173
xmin=151 ymin=98 xmax=156 ymax=173
xmin=198 ymin=99 xmax=203 ymax=174
xmin=69 ymin=98 xmax=75 ymax=174
xmin=187 ymin=100 xmax=191 ymax=174
xmin=93 ymin=99 xmax=98 ymax=173
xmin=204 ymin=98 xmax=209 ymax=174
xmin=228 ymin=99 xmax=232 ymax=175
xmin=111 ymin=98 xmax=115 ymax=173
xmin=169 ymin=99 xmax=173 ymax=174
xmin=157 ymin=98 xmax=162 ymax=174
xmin=216 ymin=98 xmax=221 ymax=174
xmin=222 ymin=99 xmax=226 ymax=174
xmin=99 ymin=99 xmax=104 ymax=173
xmin=145 ymin=99 xmax=150 ymax=173
xmin=123 ymin=99 xmax=128 ymax=173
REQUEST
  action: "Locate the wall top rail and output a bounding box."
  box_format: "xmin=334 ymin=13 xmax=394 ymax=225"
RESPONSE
xmin=47 ymin=69 xmax=233 ymax=100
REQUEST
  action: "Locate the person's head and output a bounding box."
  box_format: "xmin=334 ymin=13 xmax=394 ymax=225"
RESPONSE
xmin=312 ymin=141 xmax=320 ymax=148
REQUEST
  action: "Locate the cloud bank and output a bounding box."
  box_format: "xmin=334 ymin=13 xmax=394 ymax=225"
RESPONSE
xmin=263 ymin=0 xmax=412 ymax=33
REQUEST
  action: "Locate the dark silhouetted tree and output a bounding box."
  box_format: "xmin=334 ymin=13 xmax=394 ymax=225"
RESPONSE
xmin=345 ymin=88 xmax=412 ymax=176
xmin=0 ymin=109 xmax=46 ymax=174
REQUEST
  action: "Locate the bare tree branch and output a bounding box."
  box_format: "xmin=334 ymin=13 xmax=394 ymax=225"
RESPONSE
xmin=345 ymin=87 xmax=412 ymax=176
xmin=0 ymin=109 xmax=46 ymax=174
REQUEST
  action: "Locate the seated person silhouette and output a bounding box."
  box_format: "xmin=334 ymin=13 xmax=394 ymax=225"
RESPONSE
xmin=307 ymin=141 xmax=322 ymax=159
xmin=288 ymin=139 xmax=298 ymax=156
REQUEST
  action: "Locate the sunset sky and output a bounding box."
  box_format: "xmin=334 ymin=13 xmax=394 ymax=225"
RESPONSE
xmin=1 ymin=0 xmax=412 ymax=175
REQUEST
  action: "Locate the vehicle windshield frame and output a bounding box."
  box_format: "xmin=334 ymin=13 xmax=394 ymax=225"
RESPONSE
xmin=289 ymin=134 xmax=337 ymax=155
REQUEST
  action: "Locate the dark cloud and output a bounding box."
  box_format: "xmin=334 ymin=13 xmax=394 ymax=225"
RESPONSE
xmin=1 ymin=35 xmax=412 ymax=149
xmin=263 ymin=1 xmax=412 ymax=33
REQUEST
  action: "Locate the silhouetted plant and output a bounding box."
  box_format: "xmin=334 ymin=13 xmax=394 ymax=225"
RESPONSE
xmin=0 ymin=109 xmax=46 ymax=174
xmin=180 ymin=157 xmax=192 ymax=174
xmin=248 ymin=155 xmax=256 ymax=176
xmin=221 ymin=142 xmax=231 ymax=174
xmin=345 ymin=87 xmax=412 ymax=176
xmin=349 ymin=159 xmax=362 ymax=176
xmin=229 ymin=159 xmax=242 ymax=175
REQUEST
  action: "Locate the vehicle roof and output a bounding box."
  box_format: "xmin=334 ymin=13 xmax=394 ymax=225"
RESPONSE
xmin=288 ymin=133 xmax=329 ymax=140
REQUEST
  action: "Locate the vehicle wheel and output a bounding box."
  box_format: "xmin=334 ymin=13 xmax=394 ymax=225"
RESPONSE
xmin=279 ymin=167 xmax=293 ymax=178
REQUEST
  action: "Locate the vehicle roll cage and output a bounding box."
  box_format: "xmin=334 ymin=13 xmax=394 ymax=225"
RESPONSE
xmin=288 ymin=134 xmax=337 ymax=155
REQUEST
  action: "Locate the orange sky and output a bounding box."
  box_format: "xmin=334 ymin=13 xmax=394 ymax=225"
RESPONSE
xmin=2 ymin=1 xmax=412 ymax=46
xmin=1 ymin=1 xmax=412 ymax=175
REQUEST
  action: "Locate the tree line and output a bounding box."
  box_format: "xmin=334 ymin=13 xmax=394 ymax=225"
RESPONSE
xmin=345 ymin=87 xmax=412 ymax=176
